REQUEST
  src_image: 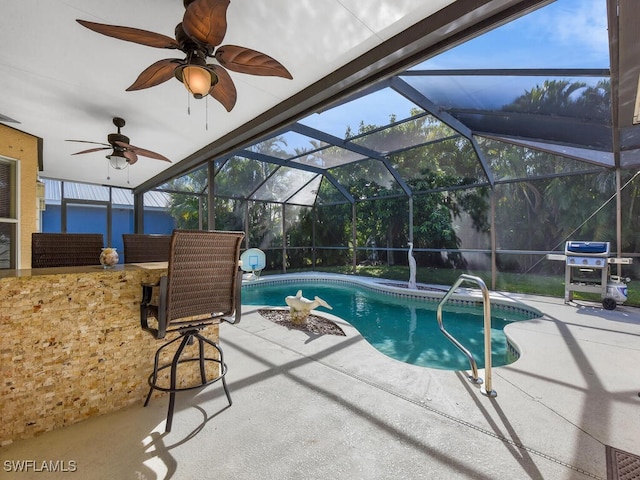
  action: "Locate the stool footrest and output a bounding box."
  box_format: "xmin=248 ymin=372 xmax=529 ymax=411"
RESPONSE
xmin=144 ymin=330 xmax=232 ymax=432
xmin=147 ymin=358 xmax=228 ymax=393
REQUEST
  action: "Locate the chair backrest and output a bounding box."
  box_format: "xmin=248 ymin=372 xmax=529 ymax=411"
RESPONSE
xmin=31 ymin=233 xmax=104 ymax=268
xmin=165 ymin=230 xmax=245 ymax=325
xmin=123 ymin=234 xmax=171 ymax=263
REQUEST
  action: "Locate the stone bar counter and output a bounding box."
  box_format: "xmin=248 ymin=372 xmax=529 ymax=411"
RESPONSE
xmin=0 ymin=262 xmax=220 ymax=446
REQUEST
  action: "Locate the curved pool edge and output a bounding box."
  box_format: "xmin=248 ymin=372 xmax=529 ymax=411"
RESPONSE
xmin=242 ymin=272 xmax=543 ymax=320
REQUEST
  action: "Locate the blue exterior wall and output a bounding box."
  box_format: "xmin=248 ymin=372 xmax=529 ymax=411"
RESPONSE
xmin=41 ymin=205 xmax=175 ymax=263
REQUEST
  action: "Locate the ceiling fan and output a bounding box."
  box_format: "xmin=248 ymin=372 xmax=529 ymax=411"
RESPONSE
xmin=76 ymin=0 xmax=292 ymax=111
xmin=66 ymin=117 xmax=171 ymax=170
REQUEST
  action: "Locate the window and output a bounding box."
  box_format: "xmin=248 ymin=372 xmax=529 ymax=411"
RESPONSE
xmin=0 ymin=156 xmax=18 ymax=269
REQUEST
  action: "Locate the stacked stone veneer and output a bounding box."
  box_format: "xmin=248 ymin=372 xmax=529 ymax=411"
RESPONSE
xmin=0 ymin=266 xmax=221 ymax=446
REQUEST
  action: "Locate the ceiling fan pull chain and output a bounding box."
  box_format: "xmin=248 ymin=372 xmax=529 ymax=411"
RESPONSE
xmin=187 ymin=90 xmax=191 ymax=116
xmin=205 ymin=96 xmax=208 ymax=131
xmin=106 ymin=160 xmax=111 ymax=181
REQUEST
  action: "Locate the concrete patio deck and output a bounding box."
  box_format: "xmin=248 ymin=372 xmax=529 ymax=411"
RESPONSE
xmin=1 ymin=283 xmax=639 ymax=479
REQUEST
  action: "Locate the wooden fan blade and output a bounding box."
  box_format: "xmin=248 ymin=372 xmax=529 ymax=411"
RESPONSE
xmin=70 ymin=146 xmax=111 ymax=155
xmin=76 ymin=20 xmax=180 ymax=49
xmin=66 ymin=139 xmax=110 ymax=147
xmin=123 ymin=150 xmax=138 ymax=166
xmin=114 ymin=141 xmax=171 ymax=162
xmin=182 ymin=0 xmax=229 ymax=48
xmin=214 ymin=45 xmax=292 ymax=78
xmin=126 ymin=59 xmax=183 ymax=91
xmin=208 ymin=65 xmax=236 ymax=112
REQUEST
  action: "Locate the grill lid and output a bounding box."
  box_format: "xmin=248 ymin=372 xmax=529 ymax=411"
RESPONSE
xmin=565 ymin=241 xmax=609 ymax=256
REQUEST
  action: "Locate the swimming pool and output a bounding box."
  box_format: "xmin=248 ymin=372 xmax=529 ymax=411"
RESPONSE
xmin=242 ymin=276 xmax=541 ymax=370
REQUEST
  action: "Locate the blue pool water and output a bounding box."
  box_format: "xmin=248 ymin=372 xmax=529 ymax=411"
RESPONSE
xmin=242 ymin=280 xmax=537 ymax=370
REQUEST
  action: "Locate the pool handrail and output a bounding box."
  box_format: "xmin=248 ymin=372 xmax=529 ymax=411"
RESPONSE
xmin=436 ymin=274 xmax=497 ymax=397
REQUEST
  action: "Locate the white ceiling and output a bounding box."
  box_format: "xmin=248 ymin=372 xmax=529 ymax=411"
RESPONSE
xmin=0 ymin=0 xmax=457 ymax=188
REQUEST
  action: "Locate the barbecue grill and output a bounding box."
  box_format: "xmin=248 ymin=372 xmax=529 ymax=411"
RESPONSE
xmin=547 ymin=241 xmax=632 ymax=310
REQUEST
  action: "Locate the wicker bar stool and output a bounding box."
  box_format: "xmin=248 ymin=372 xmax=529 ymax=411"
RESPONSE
xmin=123 ymin=234 xmax=171 ymax=263
xmin=139 ymin=229 xmax=244 ymax=432
xmin=31 ymin=233 xmax=104 ymax=268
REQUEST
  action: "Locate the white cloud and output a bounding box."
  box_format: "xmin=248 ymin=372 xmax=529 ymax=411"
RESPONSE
xmin=531 ymin=0 xmax=609 ymax=61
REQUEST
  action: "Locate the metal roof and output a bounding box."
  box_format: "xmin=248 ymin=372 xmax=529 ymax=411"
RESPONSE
xmin=44 ymin=179 xmax=169 ymax=208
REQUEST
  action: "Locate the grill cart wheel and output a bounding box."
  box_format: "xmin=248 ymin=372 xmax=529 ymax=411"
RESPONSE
xmin=602 ymin=297 xmax=617 ymax=310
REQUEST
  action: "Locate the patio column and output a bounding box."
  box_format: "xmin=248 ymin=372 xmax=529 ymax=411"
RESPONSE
xmin=352 ymin=202 xmax=357 ymax=273
xmin=207 ymin=161 xmax=215 ymax=230
xmin=615 ymin=167 xmax=622 ymax=276
xmin=491 ymin=189 xmax=497 ymax=291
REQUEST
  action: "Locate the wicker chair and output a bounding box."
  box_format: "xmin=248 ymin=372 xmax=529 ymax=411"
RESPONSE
xmin=140 ymin=229 xmax=245 ymax=432
xmin=31 ymin=232 xmax=104 ymax=268
xmin=123 ymin=234 xmax=171 ymax=263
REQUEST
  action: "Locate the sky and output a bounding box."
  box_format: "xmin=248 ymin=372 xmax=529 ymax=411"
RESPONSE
xmin=420 ymin=0 xmax=609 ymax=70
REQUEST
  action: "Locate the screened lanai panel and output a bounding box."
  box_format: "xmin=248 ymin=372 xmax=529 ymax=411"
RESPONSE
xmin=287 ymin=175 xmax=323 ymax=206
xmin=214 ymin=156 xmax=278 ymax=199
xmin=299 ymin=87 xmax=424 ymax=139
xmin=493 ymin=171 xmax=616 ymax=255
xmin=285 ymin=204 xmax=312 ymax=247
xmin=250 ymin=131 xmax=328 ymax=160
xmin=213 ymin=197 xmax=244 ymax=231
xmin=291 ymin=145 xmax=367 ymax=169
xmin=451 ymin=109 xmax=611 ymax=151
xmin=248 ymin=201 xmax=283 ymax=250
xmin=251 ymin=166 xmax=318 ymax=202
xmin=483 ymin=136 xmax=615 ymax=167
xmin=349 ymin=114 xmax=457 ymax=155
xmin=454 ymin=210 xmax=491 ymax=251
xmin=401 ymin=75 xmax=612 ymax=151
xmin=356 ymin=196 xmax=409 ymax=253
xmin=620 ymin=172 xmax=640 ymax=276
xmin=620 ymin=125 xmax=640 ymax=153
xmin=156 ymin=165 xmax=208 ymax=193
xmin=621 ymin=149 xmax=640 ymax=168
xmin=329 ymin=159 xmax=401 ymax=199
xmin=477 ymin=138 xmax=610 ymax=181
xmin=315 ymin=203 xmax=352 ymax=247
xmin=402 ymin=75 xmax=609 ymax=116
xmin=316 ymin=177 xmax=351 ymax=205
xmin=412 ymin=189 xmax=490 ymax=254
xmin=390 ymin=136 xmax=488 ymax=187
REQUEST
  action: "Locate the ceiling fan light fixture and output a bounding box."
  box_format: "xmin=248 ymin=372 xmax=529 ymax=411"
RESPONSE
xmin=182 ymin=65 xmax=213 ymax=99
xmin=106 ymin=153 xmax=129 ymax=170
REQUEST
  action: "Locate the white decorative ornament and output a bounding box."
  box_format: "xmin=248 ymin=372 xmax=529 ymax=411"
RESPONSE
xmin=285 ymin=290 xmax=332 ymax=325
